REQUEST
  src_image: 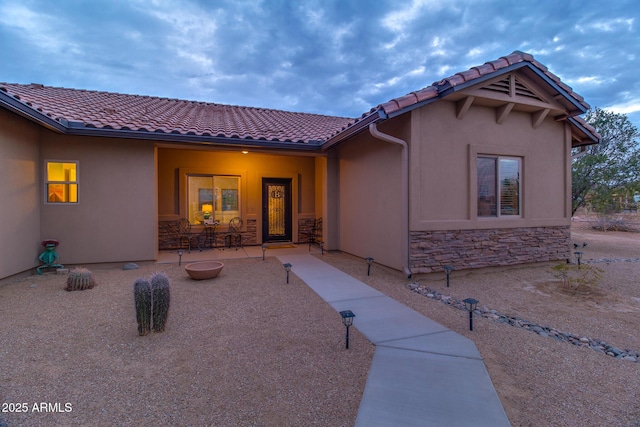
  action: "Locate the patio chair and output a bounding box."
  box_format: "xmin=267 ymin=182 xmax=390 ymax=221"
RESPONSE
xmin=177 ymin=218 xmax=194 ymax=253
xmin=224 ymin=217 xmax=243 ymax=250
xmin=202 ymin=221 xmax=219 ymax=249
xmin=307 ymin=217 xmax=323 ymax=253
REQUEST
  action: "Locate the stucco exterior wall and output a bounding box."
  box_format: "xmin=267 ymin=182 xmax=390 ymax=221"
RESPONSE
xmin=408 ymin=100 xmax=572 ymax=272
xmin=335 ymin=129 xmax=404 ymax=271
xmin=157 ymin=148 xmax=317 ymax=245
xmin=0 ymin=109 xmax=41 ymax=279
xmin=39 ymin=134 xmax=157 ymax=265
xmin=410 ymin=101 xmax=571 ymax=229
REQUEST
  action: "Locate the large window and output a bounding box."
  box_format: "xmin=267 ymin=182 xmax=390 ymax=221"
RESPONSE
xmin=187 ymin=175 xmax=240 ymax=224
xmin=45 ymin=161 xmax=78 ymax=203
xmin=477 ymin=156 xmax=520 ymax=217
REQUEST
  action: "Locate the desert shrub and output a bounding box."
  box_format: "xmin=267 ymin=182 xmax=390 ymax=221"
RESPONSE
xmin=551 ymin=263 xmax=604 ymax=295
xmin=65 ymin=267 xmax=96 ymax=291
xmin=591 ymin=215 xmax=639 ymax=232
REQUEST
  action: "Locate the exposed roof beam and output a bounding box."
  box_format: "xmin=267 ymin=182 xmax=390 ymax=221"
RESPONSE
xmin=531 ymin=108 xmax=550 ymax=128
xmin=456 ymin=96 xmax=475 ymax=119
xmin=496 ymin=103 xmax=514 ymax=124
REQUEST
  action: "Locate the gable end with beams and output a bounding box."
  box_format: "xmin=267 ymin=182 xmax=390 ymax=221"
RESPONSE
xmin=454 ymin=72 xmax=566 ymax=128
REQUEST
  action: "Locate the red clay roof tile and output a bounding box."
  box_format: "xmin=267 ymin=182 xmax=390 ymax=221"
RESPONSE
xmin=0 ymin=51 xmax=596 ymax=146
xmin=374 ymin=50 xmax=591 ymax=119
xmin=0 ymin=83 xmax=353 ymax=144
xmin=442 ymin=73 xmax=466 ymax=87
xmin=456 ymin=68 xmax=481 ymax=82
xmin=414 ymin=87 xmax=438 ymax=103
xmin=471 ymin=63 xmax=497 ymax=76
xmin=395 ymin=93 xmax=419 ymax=109
xmin=500 ymin=52 xmax=523 ymax=65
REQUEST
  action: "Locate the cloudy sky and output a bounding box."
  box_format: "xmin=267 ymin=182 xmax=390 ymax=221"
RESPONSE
xmin=1 ymin=0 xmax=639 ymax=129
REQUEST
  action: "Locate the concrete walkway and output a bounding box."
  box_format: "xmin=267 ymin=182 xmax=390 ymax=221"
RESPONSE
xmin=276 ymin=253 xmax=511 ymax=427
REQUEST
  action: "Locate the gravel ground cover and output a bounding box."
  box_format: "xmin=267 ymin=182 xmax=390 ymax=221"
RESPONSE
xmin=0 ymin=258 xmax=373 ymax=427
xmin=1 ymin=225 xmax=638 ymax=426
xmin=317 ymin=226 xmax=640 ymax=427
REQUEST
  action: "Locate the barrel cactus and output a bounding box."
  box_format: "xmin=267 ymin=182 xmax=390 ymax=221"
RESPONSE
xmin=65 ymin=267 xmax=96 ymax=291
xmin=133 ymin=278 xmax=152 ymax=336
xmin=150 ymin=272 xmax=171 ymax=333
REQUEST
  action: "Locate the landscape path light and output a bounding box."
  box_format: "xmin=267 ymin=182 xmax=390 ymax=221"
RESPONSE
xmin=283 ymin=263 xmax=292 ymax=283
xmin=177 ymin=249 xmax=184 ymax=266
xmin=574 ymin=251 xmax=583 ymax=268
xmin=366 ymin=257 xmax=374 ymax=276
xmin=339 ymin=310 xmax=356 ymax=349
xmin=463 ymin=298 xmax=479 ymax=331
xmin=444 ymin=265 xmax=453 ymax=287
xmin=262 ymin=244 xmax=267 ymax=261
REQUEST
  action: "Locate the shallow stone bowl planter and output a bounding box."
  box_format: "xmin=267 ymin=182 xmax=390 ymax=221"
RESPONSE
xmin=185 ymin=261 xmax=224 ymax=280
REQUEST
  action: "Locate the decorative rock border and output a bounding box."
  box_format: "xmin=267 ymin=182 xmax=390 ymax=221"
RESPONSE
xmin=584 ymin=257 xmax=640 ymax=264
xmin=407 ymin=283 xmax=640 ymax=363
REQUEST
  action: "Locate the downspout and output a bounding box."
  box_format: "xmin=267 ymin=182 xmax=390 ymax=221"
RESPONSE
xmin=368 ymin=123 xmax=412 ymax=278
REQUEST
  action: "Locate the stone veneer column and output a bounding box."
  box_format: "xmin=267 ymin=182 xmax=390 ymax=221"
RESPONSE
xmin=410 ymin=226 xmax=571 ymax=273
xmin=298 ymin=218 xmax=316 ymax=243
xmin=159 ymin=220 xmax=179 ymax=250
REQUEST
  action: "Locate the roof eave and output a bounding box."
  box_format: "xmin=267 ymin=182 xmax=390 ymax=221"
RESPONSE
xmin=0 ymin=90 xmax=67 ymax=133
xmin=64 ymin=123 xmax=324 ymax=151
xmin=442 ymin=62 xmax=588 ymax=114
xmin=320 ymin=110 xmax=386 ymax=151
xmin=0 ymin=92 xmax=325 ymax=151
xmin=568 ymin=116 xmax=600 ymax=146
xmin=386 ymin=62 xmax=588 ymax=120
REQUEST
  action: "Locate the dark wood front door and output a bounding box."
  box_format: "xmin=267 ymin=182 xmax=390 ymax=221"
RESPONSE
xmin=262 ymin=178 xmax=292 ymax=242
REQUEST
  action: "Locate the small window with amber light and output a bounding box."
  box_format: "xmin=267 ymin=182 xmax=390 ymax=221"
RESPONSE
xmin=45 ymin=161 xmax=78 ymax=203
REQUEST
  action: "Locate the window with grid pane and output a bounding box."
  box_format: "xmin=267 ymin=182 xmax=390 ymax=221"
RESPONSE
xmin=477 ymin=156 xmax=520 ymax=217
xmin=187 ymin=175 xmax=240 ymax=224
xmin=45 ymin=161 xmax=78 ymax=203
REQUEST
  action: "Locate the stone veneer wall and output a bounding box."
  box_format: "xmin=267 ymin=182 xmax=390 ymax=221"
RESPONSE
xmin=410 ymin=226 xmax=571 ymax=273
xmin=298 ymin=218 xmax=316 ymax=243
xmin=159 ymin=219 xmax=257 ymax=250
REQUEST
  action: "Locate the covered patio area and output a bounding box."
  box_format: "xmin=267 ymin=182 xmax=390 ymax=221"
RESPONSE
xmin=156 ymin=242 xmax=324 ymax=265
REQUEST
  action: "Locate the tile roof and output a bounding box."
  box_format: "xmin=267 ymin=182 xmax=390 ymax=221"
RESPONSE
xmin=336 ymin=50 xmax=598 ymax=144
xmin=0 ymin=83 xmax=354 ymax=144
xmin=0 ymin=51 xmax=598 ymax=146
xmin=375 ymin=51 xmax=591 ymax=116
